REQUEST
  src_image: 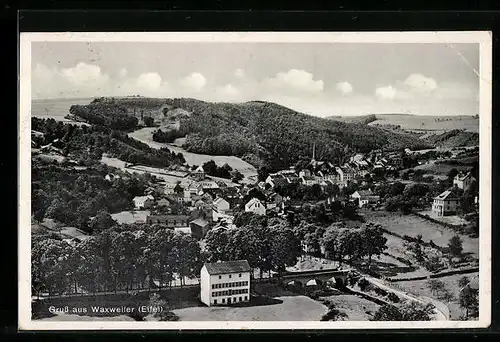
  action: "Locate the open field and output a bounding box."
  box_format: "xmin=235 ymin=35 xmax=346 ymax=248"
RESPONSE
xmin=111 ymin=210 xmax=150 ymax=224
xmin=393 ymin=272 xmax=479 ymax=320
xmin=128 ymin=128 xmax=258 ymax=180
xmin=318 ymin=294 xmax=380 ymax=321
xmin=332 ymin=114 xmax=478 ymax=133
xmin=362 ymin=211 xmax=479 ymax=258
xmin=419 ymin=211 xmax=469 ymax=226
xmin=413 ymin=160 xmax=476 ymax=175
xmin=31 ymin=98 xmax=93 ymax=126
xmin=173 ymin=283 xmax=328 ymax=321
xmin=368 ymin=114 xmax=479 ymax=133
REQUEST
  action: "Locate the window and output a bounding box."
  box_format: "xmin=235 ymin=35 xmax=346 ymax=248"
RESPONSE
xmin=222 ymin=298 xmax=225 ymax=304
xmin=239 ymin=297 xmax=242 ymax=302
xmin=212 ymin=284 xmax=215 ymax=289
xmin=239 ymin=273 xmax=242 ymax=277
xmin=212 ymin=292 xmax=215 ymax=297
xmin=229 ymin=275 xmax=232 ymax=279
xmin=245 ymin=296 xmax=248 ymax=301
xmin=214 ymin=299 xmax=217 ymax=305
xmin=219 ymin=275 xmax=221 ymax=279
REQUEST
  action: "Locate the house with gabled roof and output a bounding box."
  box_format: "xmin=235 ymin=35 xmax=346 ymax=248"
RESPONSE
xmin=213 ymin=197 xmax=230 ymax=213
xmin=244 ymin=198 xmax=266 ymax=216
xmin=432 ymin=188 xmax=460 ymax=216
xmin=191 ymin=165 xmax=206 ymax=181
xmin=453 ymin=171 xmax=476 ymax=190
xmin=133 ymin=195 xmax=154 ymax=209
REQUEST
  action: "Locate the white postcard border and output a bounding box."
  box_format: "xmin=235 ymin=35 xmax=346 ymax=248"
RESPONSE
xmin=18 ymin=31 xmax=492 ymax=330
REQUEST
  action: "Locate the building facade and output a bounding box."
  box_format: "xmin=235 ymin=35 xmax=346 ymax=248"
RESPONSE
xmin=432 ymin=189 xmax=460 ymax=216
xmin=200 ymin=260 xmax=251 ymax=306
xmin=453 ymin=172 xmax=476 ymax=190
xmin=244 ymin=198 xmax=266 ymax=216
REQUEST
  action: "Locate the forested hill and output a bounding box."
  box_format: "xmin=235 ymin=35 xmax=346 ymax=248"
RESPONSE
xmin=70 ymin=97 xmax=432 ymax=171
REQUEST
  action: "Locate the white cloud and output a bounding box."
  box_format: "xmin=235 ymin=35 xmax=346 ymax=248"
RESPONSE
xmin=136 ymin=72 xmax=163 ymax=91
xmin=118 ymin=68 xmax=128 ymax=77
xmin=403 ymin=73 xmax=438 ymax=92
xmin=234 ymin=68 xmax=245 ymax=78
xmin=216 ymin=84 xmax=240 ymax=97
xmin=375 ymin=85 xmax=397 ymax=100
xmin=264 ymin=69 xmax=324 ymax=94
xmin=335 ymin=81 xmax=353 ymax=95
xmin=179 ymin=72 xmax=207 ymax=92
xmin=60 ymin=62 xmax=110 ymax=87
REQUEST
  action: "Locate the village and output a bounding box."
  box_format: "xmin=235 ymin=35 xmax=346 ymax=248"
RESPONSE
xmin=31 ymin=126 xmax=480 ymax=322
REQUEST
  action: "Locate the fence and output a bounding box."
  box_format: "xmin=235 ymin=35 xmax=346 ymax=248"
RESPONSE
xmin=387 ymin=266 xmax=479 ymax=282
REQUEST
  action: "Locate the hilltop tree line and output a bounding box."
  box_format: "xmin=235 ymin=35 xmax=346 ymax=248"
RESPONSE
xmin=156 ymin=98 xmax=432 ymax=171
xmin=69 ymin=103 xmax=139 ymax=131
xmin=32 ymin=224 xmax=201 ymax=297
xmin=32 ymin=118 xmax=186 ymax=167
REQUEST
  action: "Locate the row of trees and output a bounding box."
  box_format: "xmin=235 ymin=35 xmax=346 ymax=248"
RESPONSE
xmin=32 ymin=224 xmax=202 ymax=297
xmin=296 ymin=222 xmax=387 ymax=266
xmin=204 ymin=218 xmax=302 ymax=277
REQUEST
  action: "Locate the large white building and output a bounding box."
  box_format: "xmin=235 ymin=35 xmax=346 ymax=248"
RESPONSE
xmin=200 ymin=260 xmax=251 ymax=306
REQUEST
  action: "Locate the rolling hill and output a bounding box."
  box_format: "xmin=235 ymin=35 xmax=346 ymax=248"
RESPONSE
xmin=69 ymin=98 xmax=433 ymax=171
xmin=330 ymin=113 xmax=479 ymax=133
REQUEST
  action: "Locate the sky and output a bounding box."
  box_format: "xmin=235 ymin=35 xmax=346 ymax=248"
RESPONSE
xmin=31 ymin=42 xmax=480 ymax=117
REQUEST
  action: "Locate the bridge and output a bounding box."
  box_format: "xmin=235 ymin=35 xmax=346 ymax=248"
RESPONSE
xmin=273 ymin=268 xmax=351 ymax=288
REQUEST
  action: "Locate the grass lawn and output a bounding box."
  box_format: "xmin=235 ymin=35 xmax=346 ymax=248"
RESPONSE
xmin=318 ymin=294 xmax=380 ymax=321
xmin=128 ymin=128 xmax=257 ymax=179
xmin=419 ymin=211 xmax=469 ymax=226
xmin=363 ymin=211 xmax=479 ymax=258
xmin=393 ymin=272 xmax=479 ymax=320
xmin=172 ymin=283 xmax=328 ymax=321
xmin=111 ymin=210 xmax=150 ymax=224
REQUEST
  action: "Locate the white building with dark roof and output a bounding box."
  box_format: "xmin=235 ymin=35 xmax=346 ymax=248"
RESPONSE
xmin=200 ymin=260 xmax=251 ymax=306
xmin=432 ymin=188 xmax=460 ymax=216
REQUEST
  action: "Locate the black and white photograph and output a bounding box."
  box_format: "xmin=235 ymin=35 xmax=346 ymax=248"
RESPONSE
xmin=18 ymin=32 xmax=492 ymax=330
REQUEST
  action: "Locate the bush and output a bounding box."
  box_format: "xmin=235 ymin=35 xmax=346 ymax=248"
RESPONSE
xmin=387 ymin=292 xmax=400 ymax=303
xmin=358 ymin=278 xmax=370 ymax=291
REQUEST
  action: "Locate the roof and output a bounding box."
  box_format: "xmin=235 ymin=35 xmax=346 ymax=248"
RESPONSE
xmin=148 ymin=214 xmax=190 ymax=221
xmin=190 ymin=218 xmax=209 ymax=227
xmin=246 ymin=198 xmax=262 ymax=207
xmin=194 ymin=165 xmax=205 ymax=173
xmin=455 ymin=172 xmax=473 ymax=181
xmin=434 ymin=189 xmax=460 ymax=201
xmin=133 ymin=195 xmax=154 ymax=202
xmin=203 ymin=260 xmax=251 ymax=275
xmin=214 ymin=197 xmax=229 ymax=205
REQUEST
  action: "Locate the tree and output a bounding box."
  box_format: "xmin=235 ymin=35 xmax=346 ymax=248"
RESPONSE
xmin=143 ymin=116 xmax=154 ymax=127
xmin=269 ymin=225 xmax=302 ymax=275
xmin=204 ymin=229 xmax=231 ymax=262
xmin=89 ymin=209 xmax=117 ymax=234
xmin=360 ymin=223 xmax=387 ymax=265
xmin=148 ymin=293 xmax=179 ymax=321
xmin=231 ymin=170 xmax=244 ymax=183
xmin=459 ymin=285 xmax=479 ymax=319
xmin=372 ymin=301 xmax=434 ymax=321
xmin=448 ymin=235 xmax=463 ymax=257
xmin=427 ymin=279 xmax=446 ymax=297
xmin=447 ymin=168 xmax=459 ymax=182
